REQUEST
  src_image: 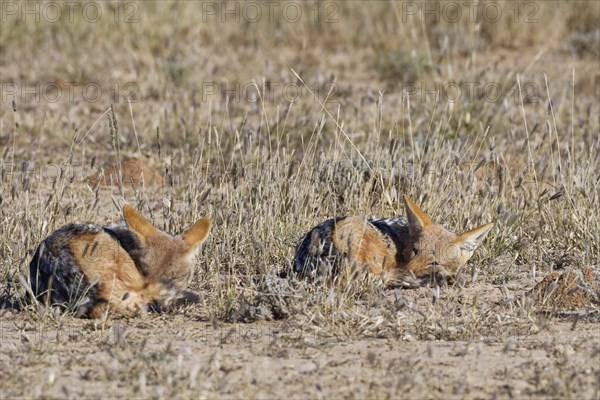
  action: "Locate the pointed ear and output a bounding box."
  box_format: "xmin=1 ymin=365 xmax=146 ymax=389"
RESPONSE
xmin=123 ymin=204 xmax=156 ymax=242
xmin=182 ymin=216 xmax=211 ymax=250
xmin=404 ymin=195 xmax=432 ymax=235
xmin=457 ymin=223 xmax=494 ymax=252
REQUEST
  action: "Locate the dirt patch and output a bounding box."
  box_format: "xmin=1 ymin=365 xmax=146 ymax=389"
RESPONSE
xmin=87 ymin=156 xmax=164 ymax=187
xmin=529 ymin=267 xmax=599 ymax=311
xmin=1 ymin=309 xmax=598 ymax=399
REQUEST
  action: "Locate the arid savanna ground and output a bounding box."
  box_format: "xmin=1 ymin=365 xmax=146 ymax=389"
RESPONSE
xmin=1 ymin=1 xmax=599 ymax=399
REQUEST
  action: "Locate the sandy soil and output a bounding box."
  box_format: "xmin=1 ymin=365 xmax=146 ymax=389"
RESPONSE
xmin=1 ymin=301 xmax=598 ymax=399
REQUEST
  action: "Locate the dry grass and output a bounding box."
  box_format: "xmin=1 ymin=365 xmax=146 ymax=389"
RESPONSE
xmin=1 ymin=1 xmax=599 ymax=399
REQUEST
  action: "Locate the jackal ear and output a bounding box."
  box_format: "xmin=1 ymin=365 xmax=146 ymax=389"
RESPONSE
xmin=123 ymin=204 xmax=157 ymax=242
xmin=182 ymin=216 xmax=211 ymax=254
xmin=404 ymin=195 xmax=432 ymax=235
xmin=457 ymin=223 xmax=494 ymax=252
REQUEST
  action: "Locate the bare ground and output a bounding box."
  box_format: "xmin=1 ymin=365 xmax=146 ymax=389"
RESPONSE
xmin=2 ymin=281 xmax=599 ymax=399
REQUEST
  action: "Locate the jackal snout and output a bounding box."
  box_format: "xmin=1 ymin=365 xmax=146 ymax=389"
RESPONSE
xmin=401 ymin=195 xmax=494 ymax=283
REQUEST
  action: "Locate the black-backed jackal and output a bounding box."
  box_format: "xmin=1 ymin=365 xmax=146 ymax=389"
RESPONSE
xmin=29 ymin=205 xmax=210 ymax=318
xmin=293 ymin=196 xmax=493 ymax=287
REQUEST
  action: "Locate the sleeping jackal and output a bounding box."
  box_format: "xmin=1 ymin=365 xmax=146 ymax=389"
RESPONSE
xmin=29 ymin=205 xmax=210 ymax=318
xmin=293 ymin=196 xmax=493 ymax=287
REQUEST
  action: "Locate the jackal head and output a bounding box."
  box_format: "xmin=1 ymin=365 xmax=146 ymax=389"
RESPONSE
xmin=123 ymin=204 xmax=211 ymax=283
xmin=400 ymin=195 xmax=493 ymax=285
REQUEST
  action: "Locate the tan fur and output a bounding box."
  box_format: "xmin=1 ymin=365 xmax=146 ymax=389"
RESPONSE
xmin=70 ymin=231 xmax=149 ymax=316
xmin=396 ymin=196 xmax=494 ymax=285
xmin=86 ymin=282 xmax=164 ymax=319
xmin=401 ymin=226 xmax=463 ymax=278
xmin=404 ymin=195 xmax=432 ymax=227
xmin=125 ymin=204 xmax=211 ymax=282
xmin=64 ymin=205 xmax=210 ymax=317
xmin=123 ymin=204 xmax=157 ymax=241
xmin=332 ymin=217 xmax=396 ymax=275
xmin=182 ymin=217 xmax=211 ymax=249
xmin=322 ymin=196 xmax=493 ymax=287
